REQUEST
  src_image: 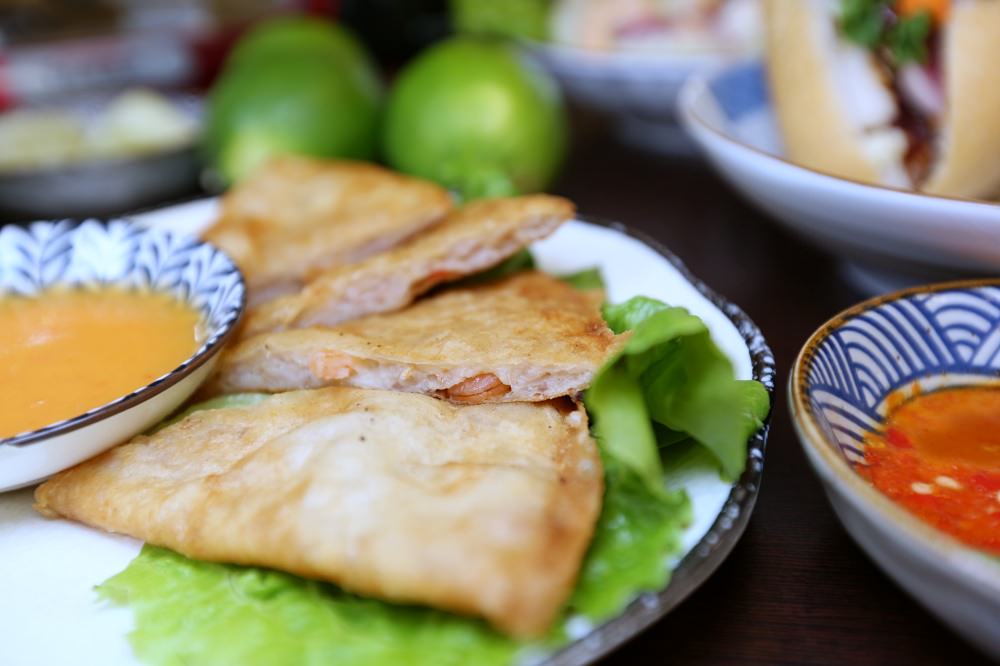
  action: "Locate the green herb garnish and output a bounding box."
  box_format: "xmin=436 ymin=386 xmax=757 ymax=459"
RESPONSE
xmin=839 ymin=0 xmax=934 ymax=65
xmin=887 ymin=10 xmax=933 ymax=65
xmin=841 ymin=0 xmax=887 ymax=47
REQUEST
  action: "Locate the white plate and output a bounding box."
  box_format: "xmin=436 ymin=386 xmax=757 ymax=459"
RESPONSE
xmin=678 ymin=61 xmax=1000 ymax=295
xmin=0 ymin=199 xmax=772 ymax=666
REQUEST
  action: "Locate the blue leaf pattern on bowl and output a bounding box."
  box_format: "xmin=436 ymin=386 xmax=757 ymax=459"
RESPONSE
xmin=0 ymin=219 xmax=245 ymax=447
xmin=0 ymin=219 xmax=243 ymax=338
xmin=804 ymin=286 xmax=1000 ymax=464
xmin=70 ymin=220 xmax=137 ymax=284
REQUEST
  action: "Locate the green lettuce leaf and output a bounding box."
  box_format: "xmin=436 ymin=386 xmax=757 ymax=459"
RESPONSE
xmin=456 ymin=253 xmax=606 ymax=293
xmin=568 ymin=451 xmax=690 ymax=619
xmin=586 ymin=297 xmax=769 ymax=485
xmin=585 ymin=364 xmax=661 ymax=492
xmin=456 ymin=248 xmax=535 ymax=286
xmin=153 ymin=393 xmax=271 ymax=432
xmin=559 ymin=267 xmax=605 ymax=291
xmin=97 ymin=546 xmax=521 ymax=666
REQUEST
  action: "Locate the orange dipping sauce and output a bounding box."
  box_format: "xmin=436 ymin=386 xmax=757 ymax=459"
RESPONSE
xmin=0 ymin=288 xmax=202 ymax=439
xmin=860 ymin=387 xmax=1000 ymax=555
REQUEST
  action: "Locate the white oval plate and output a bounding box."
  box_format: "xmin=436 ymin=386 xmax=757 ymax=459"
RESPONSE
xmin=0 ymin=199 xmax=773 ymax=666
xmin=678 ymin=61 xmax=1000 ymax=295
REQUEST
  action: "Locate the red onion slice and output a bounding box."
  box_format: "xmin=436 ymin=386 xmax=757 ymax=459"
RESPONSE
xmin=898 ymin=64 xmax=945 ymax=119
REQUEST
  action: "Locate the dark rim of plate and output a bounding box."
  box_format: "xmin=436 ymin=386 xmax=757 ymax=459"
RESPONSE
xmin=0 ymin=218 xmax=246 ymax=448
xmin=543 ymin=216 xmax=775 ymax=666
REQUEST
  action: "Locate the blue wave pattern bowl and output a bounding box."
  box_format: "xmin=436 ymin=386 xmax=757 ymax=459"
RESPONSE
xmin=0 ymin=219 xmax=244 ymax=491
xmin=790 ymin=281 xmax=1000 ymax=659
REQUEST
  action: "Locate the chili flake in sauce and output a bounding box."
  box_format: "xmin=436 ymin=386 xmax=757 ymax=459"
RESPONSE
xmin=859 ymin=386 xmax=1000 ymax=555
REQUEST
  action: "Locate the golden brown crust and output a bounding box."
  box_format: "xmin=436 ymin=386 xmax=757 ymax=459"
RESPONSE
xmin=922 ymin=2 xmax=1000 ymax=198
xmin=202 ymin=156 xmax=453 ymax=301
xmin=205 ymin=271 xmax=624 ymax=401
xmin=242 ymin=194 xmax=575 ymax=337
xmin=34 ymin=388 xmax=603 ymax=637
xmin=765 ymin=0 xmax=885 ymax=183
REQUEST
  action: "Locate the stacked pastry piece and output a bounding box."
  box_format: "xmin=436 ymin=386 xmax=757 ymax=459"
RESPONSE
xmin=35 ymin=156 xmax=624 ymax=637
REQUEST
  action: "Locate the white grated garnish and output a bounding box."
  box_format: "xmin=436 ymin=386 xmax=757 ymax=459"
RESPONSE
xmin=934 ymin=476 xmax=961 ymax=490
xmin=911 ymin=482 xmax=934 ymax=495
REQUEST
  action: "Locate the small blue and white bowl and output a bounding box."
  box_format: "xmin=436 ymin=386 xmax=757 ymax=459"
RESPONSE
xmin=790 ymin=281 xmax=1000 ymax=658
xmin=678 ymin=61 xmax=1000 ymax=295
xmin=0 ymin=219 xmax=244 ymax=491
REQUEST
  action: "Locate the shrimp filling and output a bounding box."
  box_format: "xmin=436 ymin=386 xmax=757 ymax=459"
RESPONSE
xmin=444 ymin=374 xmax=512 ymax=403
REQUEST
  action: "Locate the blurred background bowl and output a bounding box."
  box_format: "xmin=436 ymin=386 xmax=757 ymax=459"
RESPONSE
xmin=524 ymin=43 xmax=739 ymax=155
xmin=0 ymin=93 xmax=202 ymax=222
xmin=679 ymin=61 xmax=1000 ymax=295
xmin=451 ymin=0 xmax=763 ymax=156
xmin=0 ymin=146 xmax=200 ymax=222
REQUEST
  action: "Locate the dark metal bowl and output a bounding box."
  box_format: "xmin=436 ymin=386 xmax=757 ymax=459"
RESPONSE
xmin=0 ymin=93 xmax=202 ymax=222
xmin=0 ymin=145 xmax=201 ymax=222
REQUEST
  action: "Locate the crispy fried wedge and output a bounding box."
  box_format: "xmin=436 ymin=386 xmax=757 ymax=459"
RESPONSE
xmin=203 ymin=156 xmax=453 ymax=304
xmin=242 ymin=194 xmax=574 ymax=337
xmin=34 ymin=388 xmax=603 ymax=637
xmin=206 ymin=271 xmax=623 ymax=402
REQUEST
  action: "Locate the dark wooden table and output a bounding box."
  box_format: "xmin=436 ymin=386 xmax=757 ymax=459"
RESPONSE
xmin=554 ymin=123 xmax=992 ymax=665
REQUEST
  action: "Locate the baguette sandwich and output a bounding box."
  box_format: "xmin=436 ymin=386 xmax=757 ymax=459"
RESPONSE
xmin=765 ymin=0 xmax=1000 ymax=199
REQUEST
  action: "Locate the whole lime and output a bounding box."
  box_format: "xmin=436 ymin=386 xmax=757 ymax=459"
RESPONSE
xmin=203 ymin=19 xmax=382 ymax=185
xmin=225 ymin=15 xmax=375 ymax=82
xmin=383 ymin=37 xmax=566 ymax=199
xmin=203 ymin=58 xmax=381 ymax=185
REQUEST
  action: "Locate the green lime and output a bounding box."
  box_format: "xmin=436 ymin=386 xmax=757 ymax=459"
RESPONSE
xmin=450 ymin=0 xmax=551 ymax=41
xmin=225 ymin=16 xmax=374 ymax=84
xmin=203 ymin=54 xmax=381 ymax=185
xmin=383 ymin=37 xmax=566 ymax=200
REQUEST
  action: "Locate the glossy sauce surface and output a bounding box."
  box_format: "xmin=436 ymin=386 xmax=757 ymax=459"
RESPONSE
xmin=861 ymin=387 xmax=1000 ymax=555
xmin=0 ymin=288 xmax=201 ymax=438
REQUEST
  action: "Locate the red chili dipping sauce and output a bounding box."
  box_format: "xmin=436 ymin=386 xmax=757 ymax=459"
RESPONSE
xmin=860 ymin=387 xmax=1000 ymax=555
